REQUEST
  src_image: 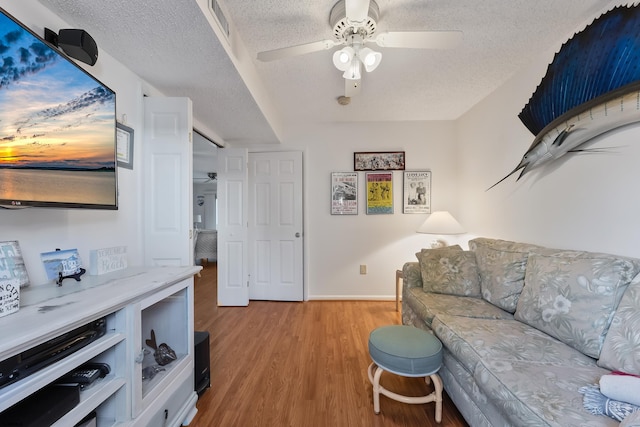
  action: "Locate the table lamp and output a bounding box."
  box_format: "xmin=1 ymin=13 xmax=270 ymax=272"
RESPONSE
xmin=417 ymin=211 xmax=465 ymax=248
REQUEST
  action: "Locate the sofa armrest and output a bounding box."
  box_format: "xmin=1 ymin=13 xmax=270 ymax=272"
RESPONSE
xmin=402 ymin=262 xmax=422 ymax=289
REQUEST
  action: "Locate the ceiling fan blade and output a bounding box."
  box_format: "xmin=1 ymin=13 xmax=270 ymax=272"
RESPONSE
xmin=345 ymin=0 xmax=371 ymax=24
xmin=257 ymin=39 xmax=339 ymax=62
xmin=374 ymin=31 xmax=463 ymax=49
xmin=345 ymin=78 xmax=361 ymax=97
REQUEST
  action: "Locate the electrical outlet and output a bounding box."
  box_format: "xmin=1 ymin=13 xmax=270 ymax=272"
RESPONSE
xmin=360 ymin=265 xmax=367 ymax=275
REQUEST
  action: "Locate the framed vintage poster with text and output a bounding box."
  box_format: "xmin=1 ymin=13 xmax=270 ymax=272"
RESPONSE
xmin=331 ymin=172 xmax=358 ymax=215
xmin=366 ymin=172 xmax=393 ymax=214
xmin=403 ymin=171 xmax=431 ymax=214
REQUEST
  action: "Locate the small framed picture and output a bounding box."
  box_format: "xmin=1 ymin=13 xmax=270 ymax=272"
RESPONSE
xmin=403 ymin=171 xmax=431 ymax=214
xmin=41 ymin=249 xmax=83 ymax=282
xmin=116 ymin=122 xmax=134 ymax=169
xmin=366 ymin=172 xmax=393 ymax=214
xmin=354 ymin=151 xmax=405 ymax=171
xmin=331 ymin=172 xmax=358 ymax=215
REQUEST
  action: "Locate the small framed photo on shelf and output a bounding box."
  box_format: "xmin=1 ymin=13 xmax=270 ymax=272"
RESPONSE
xmin=366 ymin=172 xmax=393 ymax=214
xmin=403 ymin=171 xmax=431 ymax=214
xmin=116 ymin=122 xmax=134 ymax=169
xmin=354 ymin=151 xmax=405 ymax=171
xmin=41 ymin=249 xmax=83 ymax=282
xmin=331 ymin=172 xmax=358 ymax=215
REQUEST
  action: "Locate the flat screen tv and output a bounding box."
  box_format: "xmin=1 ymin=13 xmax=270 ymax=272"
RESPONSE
xmin=0 ymin=7 xmax=117 ymax=210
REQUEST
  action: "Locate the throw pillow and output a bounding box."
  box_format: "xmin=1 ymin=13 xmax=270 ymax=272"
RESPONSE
xmin=598 ymin=272 xmax=640 ymax=375
xmin=470 ymin=239 xmax=537 ymax=313
xmin=416 ymin=245 xmax=462 ymax=292
xmin=415 ymin=245 xmax=462 ymax=261
xmin=514 ymin=253 xmax=640 ymax=359
xmin=417 ymin=249 xmax=481 ymax=297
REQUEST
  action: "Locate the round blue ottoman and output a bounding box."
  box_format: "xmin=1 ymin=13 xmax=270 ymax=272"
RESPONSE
xmin=367 ymin=325 xmax=443 ymax=422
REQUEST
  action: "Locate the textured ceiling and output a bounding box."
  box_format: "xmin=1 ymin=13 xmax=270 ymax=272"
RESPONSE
xmin=36 ymin=0 xmax=623 ymax=155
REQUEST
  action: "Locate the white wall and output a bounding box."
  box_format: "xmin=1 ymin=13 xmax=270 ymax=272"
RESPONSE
xmin=278 ymin=120 xmax=460 ymax=299
xmin=10 ymin=1 xmax=635 ymax=298
xmin=457 ymin=42 xmax=640 ymax=258
xmin=0 ymin=1 xmax=147 ymax=285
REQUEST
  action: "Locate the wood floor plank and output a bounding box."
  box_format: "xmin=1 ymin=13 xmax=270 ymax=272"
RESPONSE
xmin=191 ymin=263 xmax=469 ymax=426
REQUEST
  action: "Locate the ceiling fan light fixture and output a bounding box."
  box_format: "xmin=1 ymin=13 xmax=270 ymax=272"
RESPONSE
xmin=343 ymin=57 xmax=362 ymax=80
xmin=358 ymin=47 xmax=381 ymax=72
xmin=332 ymin=46 xmax=354 ymax=71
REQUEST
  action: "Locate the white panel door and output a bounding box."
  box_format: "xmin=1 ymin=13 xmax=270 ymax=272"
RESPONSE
xmin=143 ymin=97 xmax=193 ymax=266
xmin=217 ymin=148 xmax=249 ymax=306
xmin=249 ymin=151 xmax=303 ymax=301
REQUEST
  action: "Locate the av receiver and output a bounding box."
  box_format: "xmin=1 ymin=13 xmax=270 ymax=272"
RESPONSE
xmin=0 ymin=317 xmax=106 ymax=389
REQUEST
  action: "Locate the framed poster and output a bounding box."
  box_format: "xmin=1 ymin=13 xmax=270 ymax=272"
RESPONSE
xmin=403 ymin=171 xmax=431 ymax=214
xmin=354 ymin=151 xmax=405 ymax=171
xmin=366 ymin=172 xmax=393 ymax=214
xmin=331 ymin=172 xmax=358 ymax=215
xmin=116 ymin=122 xmax=134 ymax=169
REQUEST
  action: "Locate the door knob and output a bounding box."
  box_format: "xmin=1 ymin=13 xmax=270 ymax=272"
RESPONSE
xmin=295 ymin=232 xmax=301 ymax=238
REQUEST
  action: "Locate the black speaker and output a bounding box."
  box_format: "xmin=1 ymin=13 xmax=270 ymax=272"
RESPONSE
xmin=194 ymin=331 xmax=210 ymax=396
xmin=57 ymin=29 xmax=98 ymax=66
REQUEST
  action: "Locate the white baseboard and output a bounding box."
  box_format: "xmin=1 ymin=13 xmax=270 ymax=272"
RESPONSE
xmin=307 ymin=295 xmax=396 ymax=301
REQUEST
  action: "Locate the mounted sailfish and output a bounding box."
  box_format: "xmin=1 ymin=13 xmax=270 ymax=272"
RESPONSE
xmin=489 ymin=3 xmax=640 ymax=190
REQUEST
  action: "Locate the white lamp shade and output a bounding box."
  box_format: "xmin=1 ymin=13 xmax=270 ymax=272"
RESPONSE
xmin=194 ymin=215 xmax=202 ymax=223
xmin=341 ymin=57 xmax=361 ymax=80
xmin=332 ymin=47 xmax=355 ymax=71
xmin=417 ymin=211 xmax=465 ymax=235
xmin=358 ymin=47 xmax=382 ymax=72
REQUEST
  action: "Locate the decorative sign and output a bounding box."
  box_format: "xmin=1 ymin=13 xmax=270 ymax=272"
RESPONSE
xmin=89 ymin=246 xmax=127 ymax=275
xmin=0 ymin=240 xmax=29 ymax=288
xmin=0 ymin=279 xmax=20 ymax=318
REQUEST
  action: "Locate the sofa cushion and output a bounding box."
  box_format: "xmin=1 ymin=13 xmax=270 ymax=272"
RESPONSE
xmin=440 ymin=351 xmax=512 ymax=427
xmin=405 ymin=288 xmax=513 ymax=328
xmin=598 ymin=272 xmax=640 ymax=375
xmin=432 ymin=314 xmax=596 ymax=374
xmin=474 ymin=359 xmax=615 ymax=427
xmin=469 ymin=238 xmax=545 ymax=313
xmin=417 ymin=248 xmax=481 ymax=297
xmin=514 ymin=252 xmax=640 ymax=359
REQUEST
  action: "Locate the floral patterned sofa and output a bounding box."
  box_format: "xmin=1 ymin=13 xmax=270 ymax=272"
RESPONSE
xmin=402 ymin=237 xmax=640 ymax=427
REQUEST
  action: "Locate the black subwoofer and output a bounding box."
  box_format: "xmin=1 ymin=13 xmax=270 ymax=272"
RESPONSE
xmin=194 ymin=331 xmax=210 ymax=396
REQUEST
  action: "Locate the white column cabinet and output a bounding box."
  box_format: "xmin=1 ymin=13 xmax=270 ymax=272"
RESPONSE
xmin=0 ymin=266 xmax=200 ymax=427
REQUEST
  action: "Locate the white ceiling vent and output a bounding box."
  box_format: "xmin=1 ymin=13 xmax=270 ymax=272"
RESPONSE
xmin=208 ymin=0 xmax=230 ymax=41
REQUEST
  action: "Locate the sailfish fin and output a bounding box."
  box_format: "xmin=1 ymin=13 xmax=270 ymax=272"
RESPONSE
xmin=568 ymin=146 xmax=622 ymax=154
xmin=552 ymin=125 xmax=575 ymax=147
xmin=519 ymin=4 xmax=640 ymax=136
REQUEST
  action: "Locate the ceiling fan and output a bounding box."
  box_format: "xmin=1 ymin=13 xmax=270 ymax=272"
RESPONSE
xmin=193 ymin=172 xmax=217 ymax=183
xmin=256 ymin=0 xmax=462 ymax=96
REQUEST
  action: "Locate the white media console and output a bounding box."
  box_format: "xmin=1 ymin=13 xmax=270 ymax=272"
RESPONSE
xmin=0 ymin=265 xmax=201 ymax=426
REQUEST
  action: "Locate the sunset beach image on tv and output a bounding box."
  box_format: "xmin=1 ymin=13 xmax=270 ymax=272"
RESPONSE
xmin=0 ymin=8 xmax=117 ymax=209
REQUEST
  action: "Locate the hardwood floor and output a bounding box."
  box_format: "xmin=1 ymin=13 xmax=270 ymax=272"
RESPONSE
xmin=191 ymin=263 xmax=468 ymax=426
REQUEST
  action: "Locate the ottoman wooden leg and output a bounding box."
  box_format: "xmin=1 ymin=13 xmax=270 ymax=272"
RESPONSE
xmin=430 ymin=373 xmax=443 ymax=423
xmin=367 ymin=362 xmax=383 ymax=414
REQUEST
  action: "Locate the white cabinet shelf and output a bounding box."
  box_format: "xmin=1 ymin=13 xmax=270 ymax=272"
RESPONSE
xmin=0 ymin=266 xmax=200 ymax=427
